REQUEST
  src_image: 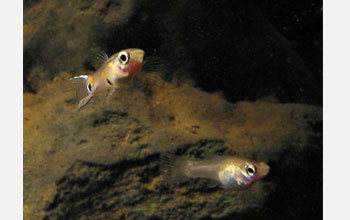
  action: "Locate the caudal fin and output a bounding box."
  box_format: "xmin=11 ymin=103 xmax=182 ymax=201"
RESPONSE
xmin=62 ymin=75 xmax=94 ymax=110
xmin=161 ymin=152 xmax=190 ymax=184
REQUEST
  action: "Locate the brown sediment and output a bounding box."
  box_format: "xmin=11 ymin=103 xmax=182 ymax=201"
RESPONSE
xmin=24 ymin=73 xmax=322 ymax=219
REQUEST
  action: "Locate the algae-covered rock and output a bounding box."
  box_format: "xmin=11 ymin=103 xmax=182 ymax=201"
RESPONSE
xmin=24 ymin=74 xmax=322 ymax=219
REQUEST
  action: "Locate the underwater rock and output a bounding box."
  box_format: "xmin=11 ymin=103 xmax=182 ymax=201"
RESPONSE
xmin=24 ymin=73 xmax=322 ymax=219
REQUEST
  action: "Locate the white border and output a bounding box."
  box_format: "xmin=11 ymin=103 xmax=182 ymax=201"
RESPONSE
xmin=4 ymin=1 xmax=350 ymax=219
xmin=0 ymin=0 xmax=23 ymax=219
xmin=324 ymin=1 xmax=350 ymax=219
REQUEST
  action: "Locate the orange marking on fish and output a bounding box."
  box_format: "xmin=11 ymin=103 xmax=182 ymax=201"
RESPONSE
xmin=88 ymin=76 xmax=94 ymax=83
xmin=101 ymin=70 xmax=106 ymax=79
xmin=108 ymin=62 xmax=113 ymax=68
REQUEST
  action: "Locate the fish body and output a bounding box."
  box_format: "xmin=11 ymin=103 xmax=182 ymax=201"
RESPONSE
xmin=68 ymin=48 xmax=145 ymax=109
xmin=164 ymin=155 xmax=270 ymax=190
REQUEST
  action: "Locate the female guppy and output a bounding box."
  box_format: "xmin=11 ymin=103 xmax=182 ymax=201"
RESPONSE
xmin=164 ymin=155 xmax=270 ymax=190
xmin=68 ymin=48 xmax=146 ymax=109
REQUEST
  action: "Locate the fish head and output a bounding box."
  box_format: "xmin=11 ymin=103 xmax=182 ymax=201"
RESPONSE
xmin=106 ymin=48 xmax=145 ymax=85
xmin=219 ymin=158 xmax=270 ymax=190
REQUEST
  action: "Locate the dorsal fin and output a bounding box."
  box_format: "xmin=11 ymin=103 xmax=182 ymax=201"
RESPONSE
xmin=92 ymin=50 xmax=109 ymax=69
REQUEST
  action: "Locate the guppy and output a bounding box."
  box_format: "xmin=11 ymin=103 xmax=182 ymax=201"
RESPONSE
xmin=163 ymin=155 xmax=270 ymax=190
xmin=68 ymin=48 xmax=146 ymax=110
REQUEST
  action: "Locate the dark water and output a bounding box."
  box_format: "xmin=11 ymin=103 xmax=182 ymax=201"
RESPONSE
xmin=94 ymin=0 xmax=322 ymax=106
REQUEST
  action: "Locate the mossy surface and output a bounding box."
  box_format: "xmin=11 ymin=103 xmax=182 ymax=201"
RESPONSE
xmin=24 ymin=75 xmax=322 ymax=219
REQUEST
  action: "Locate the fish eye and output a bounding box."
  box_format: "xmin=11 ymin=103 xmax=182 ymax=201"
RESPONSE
xmin=106 ymin=78 xmax=112 ymax=86
xmin=87 ymin=83 xmax=92 ymax=92
xmin=118 ymin=51 xmax=129 ymax=64
xmin=245 ymin=164 xmax=256 ymax=176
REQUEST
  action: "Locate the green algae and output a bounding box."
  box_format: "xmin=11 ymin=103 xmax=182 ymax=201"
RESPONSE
xmin=150 ymin=161 xmax=159 ymax=168
xmin=160 ymin=195 xmax=172 ymax=203
xmin=135 ymin=207 xmax=144 ymax=212
xmin=223 ymin=197 xmax=238 ymax=206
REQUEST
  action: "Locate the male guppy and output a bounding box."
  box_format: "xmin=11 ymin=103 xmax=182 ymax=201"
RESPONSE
xmin=68 ymin=48 xmax=146 ymax=110
xmin=164 ymin=155 xmax=270 ymax=190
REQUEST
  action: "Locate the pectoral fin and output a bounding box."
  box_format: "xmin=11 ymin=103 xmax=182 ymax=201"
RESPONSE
xmin=106 ymin=87 xmax=117 ymax=103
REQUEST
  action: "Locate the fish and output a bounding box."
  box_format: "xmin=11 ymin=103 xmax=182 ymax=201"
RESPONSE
xmin=162 ymin=154 xmax=270 ymax=190
xmin=67 ymin=48 xmax=156 ymax=110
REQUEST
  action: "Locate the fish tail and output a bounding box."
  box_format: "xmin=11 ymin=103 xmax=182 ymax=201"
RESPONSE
xmin=62 ymin=75 xmax=94 ymax=109
xmin=161 ymin=152 xmax=190 ymax=184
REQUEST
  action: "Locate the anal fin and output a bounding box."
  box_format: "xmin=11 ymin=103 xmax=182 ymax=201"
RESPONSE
xmin=78 ymin=94 xmax=93 ymax=110
xmin=105 ymin=87 xmax=118 ymax=103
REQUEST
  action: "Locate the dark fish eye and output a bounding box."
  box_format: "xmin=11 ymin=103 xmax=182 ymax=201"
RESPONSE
xmin=106 ymin=78 xmax=112 ymax=86
xmin=118 ymin=51 xmax=129 ymax=64
xmin=87 ymin=83 xmax=92 ymax=92
xmin=245 ymin=164 xmax=256 ymax=176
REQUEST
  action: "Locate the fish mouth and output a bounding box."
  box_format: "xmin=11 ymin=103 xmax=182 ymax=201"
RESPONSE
xmin=258 ymin=162 xmax=270 ymax=177
xmin=130 ymin=49 xmax=145 ymax=64
xmin=252 ymin=162 xmax=270 ymax=179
